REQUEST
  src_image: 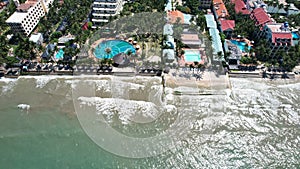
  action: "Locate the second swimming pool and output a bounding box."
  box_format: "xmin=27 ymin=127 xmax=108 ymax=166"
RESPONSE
xmin=230 ymin=40 xmax=251 ymax=52
xmin=184 ymin=50 xmax=201 ymax=62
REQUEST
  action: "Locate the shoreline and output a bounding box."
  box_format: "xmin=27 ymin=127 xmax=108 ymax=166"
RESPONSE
xmin=0 ymin=72 xmax=300 ymax=90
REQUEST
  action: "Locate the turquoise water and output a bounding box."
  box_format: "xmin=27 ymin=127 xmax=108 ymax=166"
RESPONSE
xmin=94 ymin=40 xmax=136 ymax=59
xmin=230 ymin=40 xmax=251 ymax=52
xmin=55 ymin=49 xmax=64 ymax=60
xmin=292 ymin=32 xmax=299 ymax=39
xmin=184 ymin=50 xmax=201 ymax=62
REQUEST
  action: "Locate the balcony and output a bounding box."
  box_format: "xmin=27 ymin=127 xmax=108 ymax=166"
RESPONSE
xmin=92 ymin=18 xmax=109 ymax=22
xmin=94 ymin=0 xmax=117 ymax=3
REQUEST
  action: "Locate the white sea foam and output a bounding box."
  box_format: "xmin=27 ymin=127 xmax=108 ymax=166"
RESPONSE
xmin=1 ymin=78 xmax=18 ymax=94
xmin=77 ymin=95 xmax=177 ymax=125
xmin=0 ymin=77 xmax=18 ymax=83
xmin=17 ymin=104 xmax=30 ymax=111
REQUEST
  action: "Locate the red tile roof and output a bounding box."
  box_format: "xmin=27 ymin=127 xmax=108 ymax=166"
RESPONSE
xmin=220 ymin=20 xmax=235 ymax=31
xmin=167 ymin=10 xmax=185 ymax=24
xmin=250 ymin=8 xmax=272 ymax=27
xmin=231 ymin=0 xmax=250 ymax=15
xmin=272 ymin=32 xmax=292 ymax=43
xmin=17 ymin=3 xmax=34 ymax=11
xmin=82 ymin=22 xmax=88 ymax=30
xmin=213 ymin=0 xmax=229 ymax=19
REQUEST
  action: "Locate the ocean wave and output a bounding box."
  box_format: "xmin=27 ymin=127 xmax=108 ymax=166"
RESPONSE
xmin=77 ymin=96 xmax=177 ymax=125
xmin=0 ymin=78 xmax=18 ymax=94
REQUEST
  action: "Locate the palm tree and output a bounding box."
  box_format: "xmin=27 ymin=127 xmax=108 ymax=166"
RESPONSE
xmin=105 ymin=47 xmax=112 ymax=59
xmin=217 ymin=51 xmax=223 ymax=61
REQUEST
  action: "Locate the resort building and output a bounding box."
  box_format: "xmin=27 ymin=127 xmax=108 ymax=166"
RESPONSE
xmin=0 ymin=1 xmax=9 ymax=10
xmin=181 ymin=33 xmax=201 ymax=48
xmin=199 ymin=0 xmax=212 ymax=9
xmin=6 ymin=0 xmax=53 ymax=36
xmin=212 ymin=0 xmax=228 ymax=20
xmin=57 ymin=35 xmax=75 ymax=48
xmin=163 ymin=24 xmax=175 ymax=62
xmin=287 ymin=3 xmax=300 ymax=16
xmin=167 ymin=10 xmax=192 ymax=25
xmin=162 ymin=49 xmax=175 ymax=62
xmin=266 ymin=6 xmax=287 ymax=16
xmin=250 ymin=7 xmax=272 ymax=30
xmin=205 ymin=14 xmax=217 ymax=29
xmin=41 ymin=43 xmax=56 ymax=59
xmin=205 ymin=14 xmax=224 ymax=61
xmin=231 ymin=0 xmax=250 ymax=16
xmin=259 ymin=22 xmax=293 ymax=55
xmin=29 ymin=33 xmax=43 ymax=45
xmin=225 ymin=40 xmax=242 ymax=69
xmin=91 ymin=0 xmax=124 ymax=26
xmin=246 ymin=0 xmax=267 ymax=10
xmin=220 ymin=20 xmax=235 ymax=38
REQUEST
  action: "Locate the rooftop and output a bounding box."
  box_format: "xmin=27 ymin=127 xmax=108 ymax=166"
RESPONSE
xmin=251 ymin=7 xmax=272 ymax=27
xmin=272 ymin=32 xmax=292 ymax=43
xmin=6 ymin=12 xmax=27 ymax=23
xmin=17 ymin=3 xmax=35 ymax=11
xmin=163 ymin=24 xmax=173 ymax=35
xmin=181 ymin=33 xmax=201 ymax=45
xmin=266 ymin=23 xmax=291 ymax=33
xmin=209 ymin=28 xmax=224 ymax=59
xmin=231 ymin=0 xmax=250 ymax=15
xmin=225 ymin=40 xmax=242 ymax=60
xmin=266 ymin=6 xmax=287 ymax=14
xmin=29 ymin=33 xmax=43 ymax=43
xmin=213 ymin=0 xmax=229 ymax=19
xmin=167 ymin=10 xmax=192 ymax=24
xmin=163 ymin=49 xmax=175 ymax=60
xmin=205 ymin=14 xmax=217 ymax=29
xmin=220 ymin=20 xmax=235 ymax=31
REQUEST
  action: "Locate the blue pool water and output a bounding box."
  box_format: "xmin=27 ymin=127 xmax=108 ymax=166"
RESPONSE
xmin=184 ymin=50 xmax=201 ymax=62
xmin=230 ymin=40 xmax=251 ymax=52
xmin=94 ymin=40 xmax=136 ymax=59
xmin=292 ymin=32 xmax=299 ymax=39
xmin=55 ymin=49 xmax=64 ymax=59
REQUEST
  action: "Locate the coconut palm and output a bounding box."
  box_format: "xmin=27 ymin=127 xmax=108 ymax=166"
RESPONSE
xmin=105 ymin=47 xmax=112 ymax=59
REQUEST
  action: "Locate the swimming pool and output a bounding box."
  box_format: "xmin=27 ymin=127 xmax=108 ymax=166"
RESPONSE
xmin=55 ymin=49 xmax=64 ymax=60
xmin=94 ymin=40 xmax=136 ymax=59
xmin=184 ymin=50 xmax=201 ymax=62
xmin=230 ymin=40 xmax=251 ymax=52
xmin=292 ymin=32 xmax=299 ymax=39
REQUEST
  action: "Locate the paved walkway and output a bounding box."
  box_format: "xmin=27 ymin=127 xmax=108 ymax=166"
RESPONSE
xmin=165 ymin=68 xmax=230 ymax=89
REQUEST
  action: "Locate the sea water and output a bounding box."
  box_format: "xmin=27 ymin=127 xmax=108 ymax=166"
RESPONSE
xmin=0 ymin=76 xmax=299 ymax=168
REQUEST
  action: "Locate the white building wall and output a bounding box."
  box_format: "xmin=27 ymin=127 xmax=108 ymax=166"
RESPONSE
xmin=92 ymin=0 xmax=124 ymax=24
xmin=6 ymin=0 xmax=52 ymax=36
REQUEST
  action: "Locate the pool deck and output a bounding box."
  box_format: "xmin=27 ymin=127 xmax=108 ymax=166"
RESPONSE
xmin=230 ymin=38 xmax=253 ymax=55
xmin=179 ymin=48 xmax=207 ymax=66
